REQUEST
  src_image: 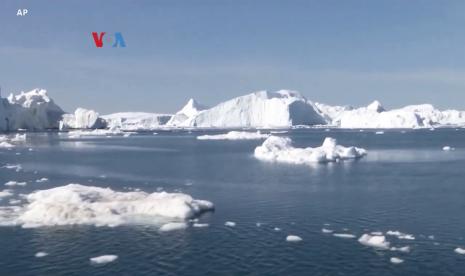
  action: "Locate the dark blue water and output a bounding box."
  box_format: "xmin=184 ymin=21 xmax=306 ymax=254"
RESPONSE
xmin=1 ymin=129 xmax=465 ymax=275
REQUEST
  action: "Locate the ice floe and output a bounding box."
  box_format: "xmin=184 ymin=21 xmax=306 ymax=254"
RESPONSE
xmin=333 ymin=233 xmax=356 ymax=239
xmin=442 ymin=146 xmax=455 ymax=151
xmin=454 ymin=247 xmax=465 ymax=254
xmin=322 ymin=228 xmax=334 ymax=233
xmin=0 ymin=189 xmax=13 ymax=199
xmin=197 ymin=131 xmax=270 ymax=140
xmin=2 ymin=164 xmax=22 ymax=172
xmin=254 ymin=136 xmax=366 ymax=165
xmin=0 ymin=184 xmax=214 ymax=228
xmin=90 ymin=255 xmax=118 ymax=264
xmin=390 ymin=257 xmax=404 ymax=264
xmin=286 ymin=235 xmax=303 ymax=242
xmin=225 ymin=221 xmax=236 ymax=227
xmin=358 ymin=234 xmax=390 ymax=249
xmin=386 ymin=230 xmax=415 ymax=240
xmin=35 ymin=178 xmax=49 ymax=183
xmin=159 ymin=222 xmax=188 ymax=232
xmin=35 ymin=252 xmax=48 ymax=258
xmin=390 ymin=246 xmax=411 ymax=253
xmin=193 ymin=223 xmax=209 ymax=228
xmin=4 ymin=181 xmax=27 ymax=187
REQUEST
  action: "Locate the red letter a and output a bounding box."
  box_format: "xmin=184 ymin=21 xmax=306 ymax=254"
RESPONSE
xmin=92 ymin=32 xmax=106 ymax=48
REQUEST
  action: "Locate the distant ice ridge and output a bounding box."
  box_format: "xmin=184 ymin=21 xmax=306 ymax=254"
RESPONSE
xmin=197 ymin=131 xmax=270 ymax=140
xmin=254 ymin=136 xmax=366 ymax=165
xmin=167 ymin=98 xmax=208 ymax=127
xmin=59 ymin=108 xmax=106 ymax=130
xmin=180 ymin=90 xmax=327 ymax=128
xmin=316 ymin=100 xmax=465 ymax=128
xmin=0 ymin=184 xmax=214 ymax=228
xmin=102 ymin=112 xmax=172 ymax=131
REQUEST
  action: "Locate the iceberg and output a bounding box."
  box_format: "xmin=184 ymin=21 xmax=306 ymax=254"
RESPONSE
xmin=59 ymin=108 xmax=106 ymax=130
xmin=166 ymin=98 xmax=208 ymax=126
xmin=197 ymin=131 xmax=270 ymax=140
xmin=0 ymin=184 xmax=214 ymax=228
xmin=1 ymin=89 xmax=64 ymax=131
xmin=102 ymin=112 xmax=172 ymax=131
xmin=358 ymin=234 xmax=390 ymax=249
xmin=254 ymin=136 xmax=366 ymax=165
xmin=182 ymin=90 xmax=327 ymax=128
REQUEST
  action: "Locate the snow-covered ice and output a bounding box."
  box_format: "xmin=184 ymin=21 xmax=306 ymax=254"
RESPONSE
xmin=4 ymin=181 xmax=27 ymax=187
xmin=254 ymin=136 xmax=366 ymax=165
xmin=193 ymin=223 xmax=209 ymax=228
xmin=454 ymin=247 xmax=465 ymax=254
xmin=333 ymin=233 xmax=356 ymax=239
xmin=442 ymin=146 xmax=455 ymax=151
xmin=197 ymin=131 xmax=270 ymax=140
xmin=390 ymin=257 xmax=404 ymax=264
xmin=0 ymin=189 xmax=13 ymax=199
xmin=159 ymin=222 xmax=188 ymax=232
xmin=322 ymin=228 xmax=334 ymax=233
xmin=35 ymin=178 xmax=49 ymax=183
xmin=90 ymin=255 xmax=118 ymax=264
xmin=286 ymin=235 xmax=303 ymax=242
xmin=35 ymin=252 xmax=48 ymax=258
xmin=166 ymin=98 xmax=208 ymax=127
xmin=358 ymin=234 xmax=390 ymax=249
xmin=225 ymin=221 xmax=236 ymax=227
xmin=60 ymin=108 xmax=106 ymax=130
xmin=102 ymin=112 xmax=171 ymax=131
xmin=386 ymin=230 xmax=415 ymax=240
xmin=390 ymin=246 xmax=410 ymax=253
xmin=0 ymin=184 xmax=214 ymax=228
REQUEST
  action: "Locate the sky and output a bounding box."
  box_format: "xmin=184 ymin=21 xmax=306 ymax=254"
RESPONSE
xmin=1 ymin=0 xmax=465 ymax=114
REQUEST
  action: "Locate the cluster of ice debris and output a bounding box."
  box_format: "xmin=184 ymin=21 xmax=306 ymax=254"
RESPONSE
xmin=0 ymin=184 xmax=214 ymax=228
xmin=0 ymin=133 xmax=26 ymax=148
xmin=2 ymin=88 xmax=465 ymax=132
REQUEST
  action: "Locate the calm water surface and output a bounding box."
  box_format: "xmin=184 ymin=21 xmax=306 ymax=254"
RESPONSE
xmin=1 ymin=129 xmax=465 ymax=275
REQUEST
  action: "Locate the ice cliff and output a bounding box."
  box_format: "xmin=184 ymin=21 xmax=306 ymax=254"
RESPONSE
xmin=166 ymin=98 xmax=208 ymax=126
xmin=60 ymin=108 xmax=106 ymax=130
xmin=102 ymin=112 xmax=172 ymax=131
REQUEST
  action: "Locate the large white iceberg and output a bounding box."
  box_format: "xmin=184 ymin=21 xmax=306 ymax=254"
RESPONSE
xmin=254 ymin=136 xmax=366 ymax=165
xmin=317 ymin=100 xmax=465 ymax=128
xmin=0 ymin=89 xmax=64 ymax=131
xmin=166 ymin=98 xmax=208 ymax=127
xmin=102 ymin=112 xmax=172 ymax=131
xmin=59 ymin=108 xmax=106 ymax=130
xmin=181 ymin=90 xmax=327 ymax=128
xmin=0 ymin=184 xmax=214 ymax=228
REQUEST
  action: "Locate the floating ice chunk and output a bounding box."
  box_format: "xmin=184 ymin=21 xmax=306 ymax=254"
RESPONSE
xmin=358 ymin=234 xmax=390 ymax=249
xmin=0 ymin=189 xmax=13 ymax=199
xmin=274 ymin=227 xmax=281 ymax=231
xmin=0 ymin=142 xmax=15 ymax=148
xmin=11 ymin=134 xmax=26 ymax=142
xmin=35 ymin=178 xmax=49 ymax=183
xmin=322 ymin=228 xmax=333 ymax=233
xmin=375 ymin=131 xmax=384 ymax=135
xmin=256 ymin=222 xmax=262 ymax=227
xmin=9 ymin=199 xmax=21 ymax=205
xmin=286 ymin=235 xmax=303 ymax=242
xmin=255 ymin=136 xmax=366 ymax=165
xmin=333 ymin=233 xmax=356 ymax=239
xmin=371 ymin=231 xmax=383 ymax=236
xmin=386 ymin=230 xmax=415 ymax=240
xmin=4 ymin=181 xmax=27 ymax=187
xmin=455 ymin=247 xmax=465 ymax=254
xmin=2 ymin=164 xmax=22 ymax=172
xmin=390 ymin=257 xmax=404 ymax=264
xmin=0 ymin=184 xmax=213 ymax=228
xmin=197 ymin=131 xmax=270 ymax=140
xmin=90 ymin=255 xmax=118 ymax=264
xmin=442 ymin=146 xmax=455 ymax=151
xmin=193 ymin=223 xmax=209 ymax=228
xmin=159 ymin=222 xmax=188 ymax=232
xmin=225 ymin=221 xmax=236 ymax=227
xmin=391 ymin=246 xmax=411 ymax=253
xmin=35 ymin=252 xmax=48 ymax=258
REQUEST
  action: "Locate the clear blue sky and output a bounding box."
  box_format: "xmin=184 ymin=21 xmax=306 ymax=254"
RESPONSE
xmin=1 ymin=0 xmax=465 ymax=114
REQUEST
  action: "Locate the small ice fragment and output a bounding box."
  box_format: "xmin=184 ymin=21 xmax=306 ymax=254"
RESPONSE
xmin=90 ymin=255 xmax=118 ymax=264
xmin=333 ymin=233 xmax=356 ymax=239
xmin=35 ymin=252 xmax=48 ymax=258
xmin=9 ymin=199 xmax=21 ymax=205
xmin=286 ymin=235 xmax=302 ymax=242
xmin=4 ymin=181 xmax=27 ymax=187
xmin=390 ymin=246 xmax=410 ymax=253
xmin=35 ymin=178 xmax=49 ymax=183
xmin=225 ymin=221 xmax=236 ymax=227
xmin=193 ymin=223 xmax=209 ymax=228
xmin=0 ymin=189 xmax=13 ymax=199
xmin=375 ymin=131 xmax=384 ymax=135
xmin=274 ymin=227 xmax=281 ymax=231
xmin=358 ymin=234 xmax=390 ymax=249
xmin=256 ymin=222 xmax=261 ymax=227
xmin=390 ymin=257 xmax=404 ymax=264
xmin=159 ymin=222 xmax=188 ymax=232
xmin=442 ymin=146 xmax=455 ymax=151
xmin=428 ymin=235 xmax=435 ymax=240
xmin=371 ymin=231 xmax=383 ymax=236
xmin=322 ymin=228 xmax=333 ymax=234
xmin=455 ymin=247 xmax=465 ymax=254
xmin=386 ymin=230 xmax=415 ymax=240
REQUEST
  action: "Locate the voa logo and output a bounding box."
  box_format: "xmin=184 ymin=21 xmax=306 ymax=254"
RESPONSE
xmin=92 ymin=32 xmax=126 ymax=48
